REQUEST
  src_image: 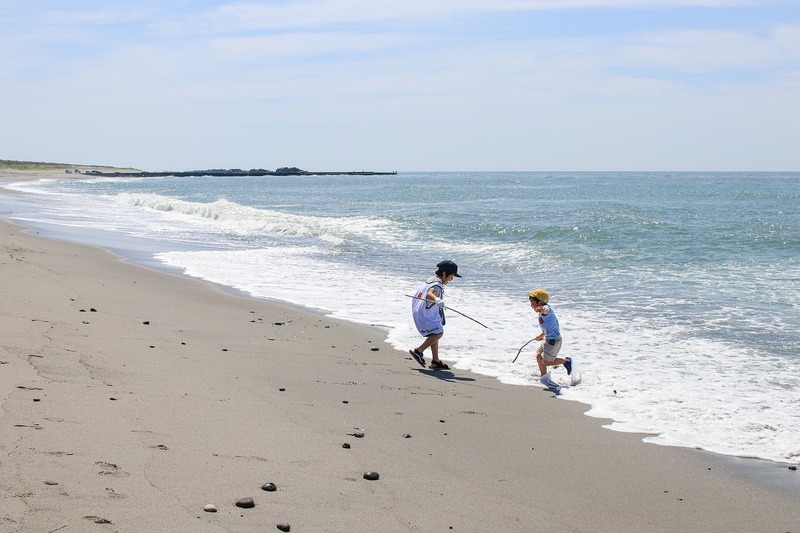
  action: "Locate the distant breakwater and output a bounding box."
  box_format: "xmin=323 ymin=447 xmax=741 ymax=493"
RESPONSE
xmin=83 ymin=167 xmax=397 ymax=178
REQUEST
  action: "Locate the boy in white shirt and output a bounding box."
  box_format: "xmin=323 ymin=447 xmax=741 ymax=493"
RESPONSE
xmin=409 ymin=260 xmax=461 ymax=370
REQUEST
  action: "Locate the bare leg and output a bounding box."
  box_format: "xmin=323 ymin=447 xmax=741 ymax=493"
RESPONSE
xmin=538 ymin=354 xmax=567 ymax=375
xmin=430 ymin=337 xmax=440 ymax=362
xmin=416 ymin=332 xmax=443 ymax=361
xmin=536 ymin=353 xmax=547 ymax=376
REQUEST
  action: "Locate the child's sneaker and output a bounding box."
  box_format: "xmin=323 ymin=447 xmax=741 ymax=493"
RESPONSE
xmin=564 ymin=357 xmax=573 ymax=375
xmin=408 ymin=349 xmax=425 ymax=367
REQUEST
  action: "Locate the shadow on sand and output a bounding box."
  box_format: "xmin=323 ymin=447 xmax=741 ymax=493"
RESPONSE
xmin=416 ymin=368 xmax=476 ymax=383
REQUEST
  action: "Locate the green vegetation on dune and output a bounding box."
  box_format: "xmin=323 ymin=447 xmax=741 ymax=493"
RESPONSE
xmin=0 ymin=159 xmax=140 ymax=172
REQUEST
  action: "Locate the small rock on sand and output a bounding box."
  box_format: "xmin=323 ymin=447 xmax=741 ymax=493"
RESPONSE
xmin=203 ymin=504 xmax=218 ymax=512
xmin=235 ymin=497 xmax=255 ymax=508
xmin=363 ymin=471 xmax=380 ymax=481
xmin=261 ymin=482 xmax=277 ymax=492
xmin=277 ymin=523 xmax=291 ymax=532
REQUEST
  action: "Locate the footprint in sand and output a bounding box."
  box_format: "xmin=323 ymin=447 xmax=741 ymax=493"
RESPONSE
xmin=105 ymin=487 xmax=126 ymax=499
xmin=95 ymin=461 xmax=130 ymax=477
xmin=84 ymin=515 xmax=112 ymax=524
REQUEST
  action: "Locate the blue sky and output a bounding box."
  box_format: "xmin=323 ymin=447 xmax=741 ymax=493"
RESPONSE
xmin=2 ymin=1 xmax=798 ymax=171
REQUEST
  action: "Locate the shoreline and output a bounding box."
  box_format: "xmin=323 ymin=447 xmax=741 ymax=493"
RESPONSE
xmin=2 ymin=171 xmax=799 ymax=531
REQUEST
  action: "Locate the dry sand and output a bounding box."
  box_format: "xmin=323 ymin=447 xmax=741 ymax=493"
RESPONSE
xmin=1 ymin=172 xmax=799 ymax=532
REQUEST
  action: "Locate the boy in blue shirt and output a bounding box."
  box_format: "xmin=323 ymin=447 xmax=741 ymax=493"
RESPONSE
xmin=529 ymin=288 xmax=572 ymax=380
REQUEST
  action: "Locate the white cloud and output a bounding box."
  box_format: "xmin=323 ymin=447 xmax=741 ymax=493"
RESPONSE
xmin=209 ymin=31 xmax=425 ymax=60
xmin=622 ymin=29 xmax=796 ymax=72
xmin=154 ymin=0 xmax=783 ymax=35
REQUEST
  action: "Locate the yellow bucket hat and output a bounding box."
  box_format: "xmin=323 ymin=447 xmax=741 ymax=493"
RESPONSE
xmin=528 ymin=288 xmax=549 ymax=304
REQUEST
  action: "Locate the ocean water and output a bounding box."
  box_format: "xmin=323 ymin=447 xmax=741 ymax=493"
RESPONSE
xmin=3 ymin=171 xmax=799 ymax=464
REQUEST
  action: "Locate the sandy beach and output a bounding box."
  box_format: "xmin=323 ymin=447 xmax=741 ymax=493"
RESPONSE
xmin=1 ymin=172 xmax=799 ymax=532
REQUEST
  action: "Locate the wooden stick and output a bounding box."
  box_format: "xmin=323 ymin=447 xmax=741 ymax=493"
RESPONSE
xmin=512 ymin=337 xmax=537 ymax=363
xmin=405 ymin=295 xmax=493 ymax=330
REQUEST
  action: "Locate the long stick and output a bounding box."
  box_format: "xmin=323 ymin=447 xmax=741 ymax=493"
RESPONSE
xmin=512 ymin=337 xmax=537 ymax=363
xmin=405 ymin=295 xmax=493 ymax=330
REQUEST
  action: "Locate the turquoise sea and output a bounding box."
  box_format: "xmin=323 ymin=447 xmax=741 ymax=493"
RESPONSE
xmin=3 ymin=171 xmax=799 ymax=463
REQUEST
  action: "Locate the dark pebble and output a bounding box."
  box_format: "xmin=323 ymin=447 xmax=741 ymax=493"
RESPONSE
xmin=235 ymin=497 xmax=255 ymax=508
xmin=342 ymin=400 xmax=349 ymax=404
xmin=277 ymin=523 xmax=291 ymax=532
xmin=342 ymin=443 xmax=351 ymax=449
xmin=403 ymin=433 xmax=411 ymax=438
xmin=363 ymin=471 xmax=380 ymax=480
xmin=371 ymin=347 xmax=379 ymax=351
xmin=33 ymin=398 xmax=40 ymax=402
xmin=274 ymin=322 xmax=285 ymax=326
xmin=790 ymin=465 xmax=797 ymax=471
xmin=90 ymin=308 xmax=97 ymax=312
xmin=261 ymin=482 xmax=277 ymax=492
xmin=222 ymin=348 xmax=228 ymax=352
xmin=143 ymin=321 xmax=150 ymax=325
xmin=279 ymin=388 xmax=286 ymax=392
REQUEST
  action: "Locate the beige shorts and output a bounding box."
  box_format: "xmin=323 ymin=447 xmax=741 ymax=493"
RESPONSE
xmin=536 ymin=338 xmax=562 ymax=362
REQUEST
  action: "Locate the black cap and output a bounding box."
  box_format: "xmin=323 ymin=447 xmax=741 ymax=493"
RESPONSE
xmin=437 ymin=259 xmax=462 ymax=277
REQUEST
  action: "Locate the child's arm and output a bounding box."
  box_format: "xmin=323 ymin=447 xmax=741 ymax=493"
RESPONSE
xmin=532 ymin=303 xmax=549 ymax=315
xmin=426 ymin=288 xmax=445 ymax=308
xmin=533 ymin=304 xmax=548 ymax=340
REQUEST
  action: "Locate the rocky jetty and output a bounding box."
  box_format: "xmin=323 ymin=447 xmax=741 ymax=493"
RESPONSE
xmin=84 ymin=166 xmax=397 ymax=178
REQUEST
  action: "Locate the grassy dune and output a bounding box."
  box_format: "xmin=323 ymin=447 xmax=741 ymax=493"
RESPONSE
xmin=0 ymin=159 xmax=140 ymax=172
